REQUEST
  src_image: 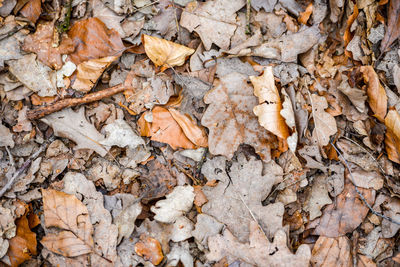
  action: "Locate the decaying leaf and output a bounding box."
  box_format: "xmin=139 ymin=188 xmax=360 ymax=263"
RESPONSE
xmin=201 ymin=72 xmax=275 ymax=160
xmin=41 ymin=189 xmax=93 ymax=257
xmin=384 ymin=109 xmax=400 ymax=164
xmin=41 ymin=107 xmax=107 ymax=156
xmin=134 ymin=234 xmax=164 ymax=265
xmin=308 ymin=176 xmax=375 ymax=237
xmin=250 ymin=67 xmax=289 ymax=140
xmin=19 ymin=0 xmax=41 ymax=23
xmin=304 ymin=174 xmax=333 ymax=220
xmin=7 ymin=213 xmax=37 ymax=267
xmin=359 ymin=66 xmax=388 ymax=122
xmin=100 ymin=119 xmax=145 ymax=150
xmin=311 ymin=236 xmax=352 ymax=267
xmin=310 ymin=94 xmax=338 ymax=147
xmin=7 ymin=53 xmax=57 ymax=97
xmin=0 ymin=17 xmax=27 ymax=68
xmin=201 ymin=155 xmax=284 ymax=241
xmin=180 ymin=0 xmax=246 ymax=50
xmin=380 ymin=0 xmax=400 ymax=53
xmin=207 ymin=221 xmax=311 ymax=266
xmin=142 ymin=34 xmax=194 ymax=71
xmin=22 ymin=22 xmax=75 ymax=70
xmin=0 ymin=123 xmax=14 ymax=147
xmin=72 ymin=56 xmax=118 ymax=92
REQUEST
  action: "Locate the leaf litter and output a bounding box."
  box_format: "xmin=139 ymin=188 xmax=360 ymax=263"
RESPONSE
xmin=2 ymin=0 xmax=400 ymax=266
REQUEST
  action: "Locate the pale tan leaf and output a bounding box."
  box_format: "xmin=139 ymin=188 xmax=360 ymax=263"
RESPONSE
xmin=360 ymin=66 xmax=387 ymax=122
xmin=72 ymin=56 xmax=118 ymax=92
xmin=41 ymin=231 xmax=92 ymax=258
xmin=384 ymin=109 xmax=400 ymax=164
xmin=310 ymin=94 xmax=337 ymax=147
xmin=142 ymin=34 xmax=194 ymax=71
xmin=250 ymin=67 xmax=289 ymax=139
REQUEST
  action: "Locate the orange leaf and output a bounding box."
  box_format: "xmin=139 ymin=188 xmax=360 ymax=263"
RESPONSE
xmin=142 ymin=34 xmax=195 ymax=71
xmin=344 ymin=4 xmax=359 ymax=58
xmin=19 ymin=0 xmax=41 ymax=23
xmin=384 ymin=109 xmax=400 ymax=164
xmin=250 ymin=67 xmax=289 ymax=139
xmin=168 ymin=108 xmax=208 ymax=147
xmin=134 ymin=235 xmax=164 ymax=265
xmin=7 ymin=214 xmax=37 ymax=267
xmin=138 ymin=106 xmax=196 ymax=149
xmin=360 ymin=66 xmax=387 ymax=122
xmin=298 ymin=3 xmax=313 ymax=24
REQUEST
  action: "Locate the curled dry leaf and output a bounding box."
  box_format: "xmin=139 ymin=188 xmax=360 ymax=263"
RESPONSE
xmin=72 ymin=56 xmax=118 ymax=92
xmin=142 ymin=34 xmax=195 ymax=71
xmin=384 ymin=109 xmax=400 ymax=164
xmin=311 ymin=236 xmax=352 ymax=267
xmin=138 ymin=106 xmax=198 ymax=150
xmin=134 ymin=234 xmax=164 ymax=265
xmin=7 ymin=214 xmax=37 ymax=267
xmin=41 ymin=189 xmax=94 ymax=257
xmin=207 ymin=221 xmax=311 ymax=266
xmin=22 ymin=22 xmax=75 ymax=70
xmin=250 ymin=67 xmax=289 ymax=140
xmin=310 ymin=94 xmax=338 ymax=147
xmin=380 ymin=0 xmax=400 ymax=53
xmin=68 ymin=18 xmax=124 ymax=66
xmin=359 ymin=66 xmax=387 ymax=122
xmin=308 ymin=176 xmax=375 ymax=237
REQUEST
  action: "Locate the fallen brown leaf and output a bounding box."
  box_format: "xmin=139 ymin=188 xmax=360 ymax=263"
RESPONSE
xmin=138 ymin=106 xmax=197 ymax=150
xmin=298 ymin=3 xmax=313 ymax=24
xmin=134 ymin=234 xmax=164 ymax=265
xmin=41 ymin=188 xmax=94 ymax=257
xmin=311 ymin=236 xmax=352 ymax=267
xmin=72 ymin=56 xmax=118 ymax=92
xmin=380 ymin=0 xmax=400 ymax=53
xmin=23 ymin=22 xmax=75 ymax=70
xmin=250 ymin=67 xmax=289 ymax=140
xmin=68 ymin=18 xmax=124 ymax=66
xmin=142 ymin=34 xmax=194 ymax=71
xmin=359 ymin=66 xmax=387 ymax=122
xmin=19 ymin=0 xmax=41 ymax=23
xmin=7 ymin=214 xmax=37 ymax=267
xmin=384 ymin=109 xmax=400 ymax=164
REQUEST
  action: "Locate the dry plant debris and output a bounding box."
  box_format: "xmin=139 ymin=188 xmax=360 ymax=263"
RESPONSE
xmin=2 ymin=0 xmax=400 ymax=266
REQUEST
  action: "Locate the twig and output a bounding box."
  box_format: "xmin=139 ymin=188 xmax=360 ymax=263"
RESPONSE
xmin=330 ymin=141 xmax=400 ymax=226
xmin=245 ymin=0 xmax=251 ymax=34
xmin=0 ymin=138 xmax=53 ymax=198
xmin=27 ymin=84 xmax=126 ymax=120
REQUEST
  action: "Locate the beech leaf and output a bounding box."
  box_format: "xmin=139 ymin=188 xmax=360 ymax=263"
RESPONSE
xmin=142 ymin=34 xmax=195 ymax=71
xmin=384 ymin=109 xmax=400 ymax=164
xmin=380 ymin=0 xmax=400 ymax=53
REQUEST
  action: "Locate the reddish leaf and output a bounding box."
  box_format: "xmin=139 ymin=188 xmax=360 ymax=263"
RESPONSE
xmin=19 ymin=0 xmax=41 ymax=23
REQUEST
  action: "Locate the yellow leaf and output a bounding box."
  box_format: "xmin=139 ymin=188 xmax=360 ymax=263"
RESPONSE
xmin=385 ymin=109 xmax=400 ymax=164
xmin=72 ymin=56 xmax=118 ymax=92
xmin=250 ymin=67 xmax=289 ymax=139
xmin=142 ymin=34 xmax=194 ymax=71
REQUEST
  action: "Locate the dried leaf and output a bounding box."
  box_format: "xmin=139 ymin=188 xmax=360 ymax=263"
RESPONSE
xmin=92 ymin=0 xmax=126 ymax=38
xmin=180 ymin=0 xmax=246 ymax=50
xmin=304 ymin=174 xmax=332 ymax=220
xmin=311 ymin=236 xmax=352 ymax=267
xmin=298 ymin=3 xmax=313 ymax=24
xmin=250 ymin=67 xmax=289 ymax=140
xmin=7 ymin=214 xmax=37 ymax=267
xmin=41 ymin=189 xmax=93 ymax=257
xmin=142 ymin=34 xmax=194 ymax=71
xmin=100 ymin=119 xmax=145 ymax=150
xmin=309 ymin=176 xmax=375 ymax=237
xmin=41 ymin=107 xmax=108 ymax=156
xmin=0 ymin=123 xmax=14 ymax=147
xmin=7 ymin=53 xmax=57 ymax=97
xmin=360 ymin=66 xmax=388 ymax=122
xmin=310 ymin=94 xmax=338 ymax=147
xmin=201 ymin=155 xmax=283 ymax=241
xmin=380 ymin=0 xmax=400 ymax=53
xmin=384 ymin=109 xmax=400 ymax=164
xmin=0 ymin=17 xmax=27 ymax=68
xmin=134 ymin=235 xmax=164 ymax=265
xmin=19 ymin=0 xmax=41 ymax=23
xmin=168 ymin=108 xmax=208 ymax=147
xmin=138 ymin=106 xmax=197 ymax=149
xmin=207 ymin=221 xmax=311 ymax=266
xmin=23 ymin=22 xmax=75 ymax=70
xmin=68 ymin=18 xmax=124 ymax=66
xmin=72 ymin=56 xmax=118 ymax=92
xmin=201 ymin=72 xmax=275 ymax=160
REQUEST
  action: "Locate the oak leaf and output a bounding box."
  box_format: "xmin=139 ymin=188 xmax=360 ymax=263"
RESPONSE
xmin=23 ymin=22 xmax=75 ymax=70
xmin=380 ymin=0 xmax=400 ymax=53
xmin=250 ymin=67 xmax=289 ymax=140
xmin=72 ymin=56 xmax=118 ymax=92
xmin=384 ymin=109 xmax=400 ymax=164
xmin=310 ymin=94 xmax=337 ymax=147
xmin=41 ymin=189 xmax=94 ymax=257
xmin=142 ymin=34 xmax=194 ymax=71
xmin=360 ymin=66 xmax=387 ymax=122
xmin=201 ymin=72 xmax=275 ymax=160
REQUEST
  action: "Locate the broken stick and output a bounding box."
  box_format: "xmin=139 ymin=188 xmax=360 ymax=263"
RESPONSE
xmin=27 ymin=84 xmax=126 ymax=120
